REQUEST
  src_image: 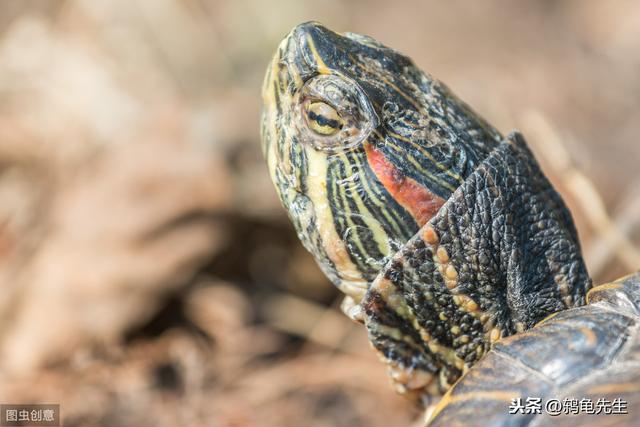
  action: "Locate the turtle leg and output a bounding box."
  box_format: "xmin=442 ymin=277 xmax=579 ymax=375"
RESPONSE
xmin=361 ymin=132 xmax=591 ymax=402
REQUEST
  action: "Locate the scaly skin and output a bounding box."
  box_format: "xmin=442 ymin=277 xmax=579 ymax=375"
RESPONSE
xmin=260 ymin=22 xmax=591 ymax=404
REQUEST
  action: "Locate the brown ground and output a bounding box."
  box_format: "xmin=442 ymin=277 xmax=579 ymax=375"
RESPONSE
xmin=0 ymin=1 xmax=638 ymax=426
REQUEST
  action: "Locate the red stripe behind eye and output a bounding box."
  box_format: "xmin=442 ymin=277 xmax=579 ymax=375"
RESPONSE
xmin=365 ymin=143 xmax=445 ymax=227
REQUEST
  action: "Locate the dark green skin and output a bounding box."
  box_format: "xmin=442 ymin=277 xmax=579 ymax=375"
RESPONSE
xmin=363 ymin=132 xmax=592 ymax=397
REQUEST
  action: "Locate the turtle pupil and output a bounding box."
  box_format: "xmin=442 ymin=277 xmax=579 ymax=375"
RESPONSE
xmin=305 ymin=101 xmax=344 ymax=136
xmin=308 ymin=109 xmax=342 ymax=130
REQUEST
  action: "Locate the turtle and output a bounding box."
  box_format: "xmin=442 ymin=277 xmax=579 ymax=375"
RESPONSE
xmin=260 ymin=21 xmax=639 ymax=426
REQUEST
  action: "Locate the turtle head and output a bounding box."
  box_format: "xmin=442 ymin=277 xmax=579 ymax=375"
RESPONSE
xmin=261 ymin=22 xmax=502 ymax=301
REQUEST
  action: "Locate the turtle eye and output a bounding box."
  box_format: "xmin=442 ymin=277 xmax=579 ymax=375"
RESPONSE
xmin=305 ymin=101 xmax=344 ymax=136
xmin=295 ymin=74 xmax=378 ymax=153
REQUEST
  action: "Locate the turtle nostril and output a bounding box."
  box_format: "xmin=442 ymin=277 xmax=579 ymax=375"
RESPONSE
xmin=292 ymin=21 xmax=325 ymax=38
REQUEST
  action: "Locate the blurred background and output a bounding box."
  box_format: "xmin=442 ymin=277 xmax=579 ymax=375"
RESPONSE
xmin=0 ymin=1 xmax=639 ymax=426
